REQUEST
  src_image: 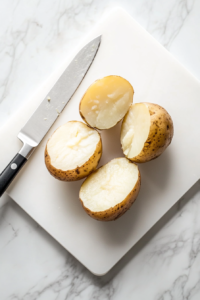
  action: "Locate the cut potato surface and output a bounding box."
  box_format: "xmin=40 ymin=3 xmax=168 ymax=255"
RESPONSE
xmin=121 ymin=103 xmax=174 ymax=163
xmin=79 ymin=158 xmax=141 ymax=221
xmin=45 ymin=121 xmax=102 ymax=181
xmin=79 ymin=76 xmax=134 ymax=130
xmin=121 ymin=103 xmax=150 ymax=158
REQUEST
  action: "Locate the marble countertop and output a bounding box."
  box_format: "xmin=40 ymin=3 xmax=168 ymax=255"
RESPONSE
xmin=1 ymin=0 xmax=200 ymax=299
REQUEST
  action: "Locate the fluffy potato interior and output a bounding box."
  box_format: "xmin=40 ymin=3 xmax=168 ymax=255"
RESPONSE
xmin=121 ymin=103 xmax=150 ymax=158
xmin=80 ymin=158 xmax=139 ymax=212
xmin=80 ymin=76 xmax=134 ymax=129
xmin=47 ymin=121 xmax=100 ymax=171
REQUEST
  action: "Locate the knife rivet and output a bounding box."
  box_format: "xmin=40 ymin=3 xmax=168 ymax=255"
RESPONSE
xmin=11 ymin=163 xmax=17 ymax=170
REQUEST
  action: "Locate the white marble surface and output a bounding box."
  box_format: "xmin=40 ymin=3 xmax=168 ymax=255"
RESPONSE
xmin=1 ymin=0 xmax=200 ymax=299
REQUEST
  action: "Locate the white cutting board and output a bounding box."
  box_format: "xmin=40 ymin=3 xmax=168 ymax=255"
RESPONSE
xmin=1 ymin=8 xmax=200 ymax=276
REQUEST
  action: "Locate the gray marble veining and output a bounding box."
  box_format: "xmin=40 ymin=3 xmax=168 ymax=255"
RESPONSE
xmin=1 ymin=0 xmax=200 ymax=299
xmin=1 ymin=182 xmax=200 ymax=299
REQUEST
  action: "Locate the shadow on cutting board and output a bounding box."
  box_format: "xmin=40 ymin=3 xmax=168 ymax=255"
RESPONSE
xmin=98 ymin=149 xmax=172 ymax=245
xmin=1 ymin=176 xmax=199 ymax=292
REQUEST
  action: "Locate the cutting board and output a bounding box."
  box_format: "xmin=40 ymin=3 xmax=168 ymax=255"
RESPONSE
xmin=1 ymin=8 xmax=200 ymax=276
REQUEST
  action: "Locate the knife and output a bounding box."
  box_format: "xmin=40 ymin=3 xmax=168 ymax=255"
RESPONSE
xmin=0 ymin=36 xmax=101 ymax=197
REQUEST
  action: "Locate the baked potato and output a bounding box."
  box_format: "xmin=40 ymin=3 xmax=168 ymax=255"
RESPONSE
xmin=45 ymin=121 xmax=102 ymax=181
xmin=79 ymin=157 xmax=141 ymax=221
xmin=79 ymin=75 xmax=134 ymax=130
xmin=121 ymin=102 xmax=174 ymax=163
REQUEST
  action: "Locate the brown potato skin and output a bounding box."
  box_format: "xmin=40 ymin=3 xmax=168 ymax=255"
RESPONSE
xmin=79 ymin=109 xmax=90 ymax=129
xmin=45 ymin=124 xmax=102 ymax=181
xmin=79 ymin=166 xmax=141 ymax=221
xmin=79 ymin=75 xmax=134 ymax=130
xmin=123 ymin=103 xmax=174 ymax=163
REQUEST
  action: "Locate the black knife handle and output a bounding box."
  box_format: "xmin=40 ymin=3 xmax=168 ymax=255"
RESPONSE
xmin=0 ymin=153 xmax=27 ymax=197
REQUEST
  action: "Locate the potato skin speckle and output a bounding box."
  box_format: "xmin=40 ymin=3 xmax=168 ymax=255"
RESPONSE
xmin=123 ymin=103 xmax=174 ymax=163
xmin=45 ymin=122 xmax=102 ymax=181
xmin=79 ymin=162 xmax=141 ymax=221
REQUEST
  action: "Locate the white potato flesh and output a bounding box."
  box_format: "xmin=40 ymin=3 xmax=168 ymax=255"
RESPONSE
xmin=80 ymin=158 xmax=139 ymax=212
xmin=80 ymin=76 xmax=133 ymax=129
xmin=121 ymin=103 xmax=150 ymax=158
xmin=47 ymin=121 xmax=100 ymax=171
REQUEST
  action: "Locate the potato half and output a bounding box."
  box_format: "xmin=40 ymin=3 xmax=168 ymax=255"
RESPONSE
xmin=45 ymin=121 xmax=102 ymax=181
xmin=79 ymin=158 xmax=141 ymax=221
xmin=121 ymin=103 xmax=174 ymax=163
xmin=79 ymin=76 xmax=134 ymax=130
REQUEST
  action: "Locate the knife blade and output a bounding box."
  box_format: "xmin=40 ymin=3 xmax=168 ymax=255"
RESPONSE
xmin=0 ymin=35 xmax=101 ymax=197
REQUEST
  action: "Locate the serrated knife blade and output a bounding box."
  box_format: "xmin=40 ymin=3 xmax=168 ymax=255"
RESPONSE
xmin=0 ymin=35 xmax=101 ymax=197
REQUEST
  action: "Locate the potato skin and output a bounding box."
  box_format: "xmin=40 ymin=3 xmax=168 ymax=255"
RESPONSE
xmin=45 ymin=127 xmax=102 ymax=181
xmin=123 ymin=103 xmax=174 ymax=163
xmin=79 ymin=167 xmax=141 ymax=221
xmin=79 ymin=108 xmax=90 ymax=129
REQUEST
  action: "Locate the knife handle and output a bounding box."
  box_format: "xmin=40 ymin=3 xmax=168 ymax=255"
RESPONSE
xmin=0 ymin=153 xmax=27 ymax=197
